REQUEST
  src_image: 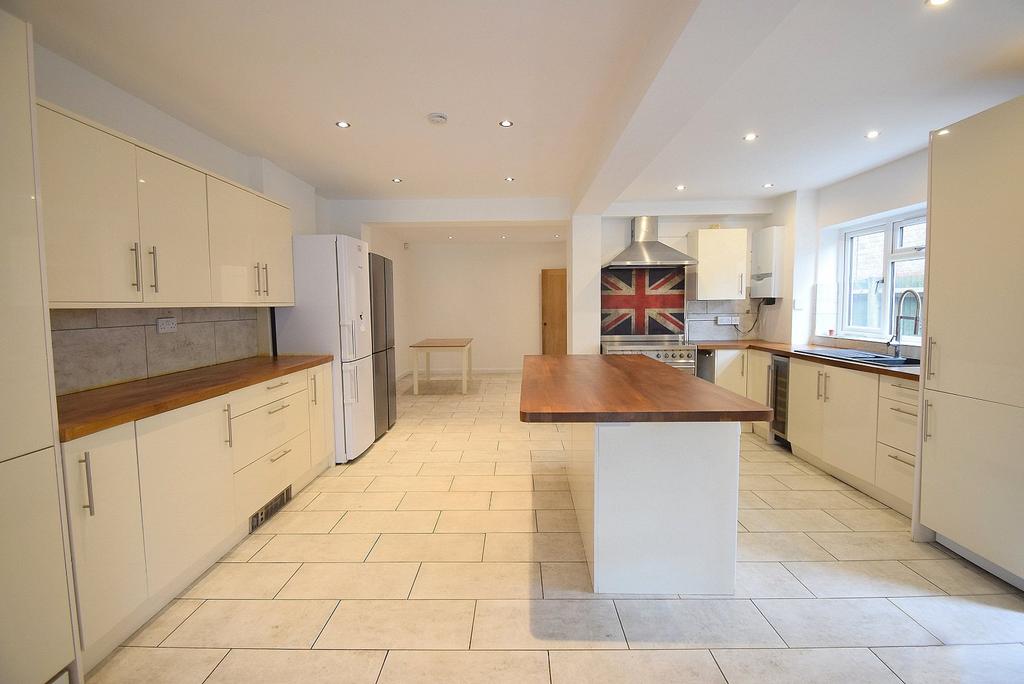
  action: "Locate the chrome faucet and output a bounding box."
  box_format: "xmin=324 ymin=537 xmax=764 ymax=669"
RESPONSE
xmin=892 ymin=289 xmax=923 ymax=358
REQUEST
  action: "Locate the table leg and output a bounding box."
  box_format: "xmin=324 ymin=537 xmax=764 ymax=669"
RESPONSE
xmin=462 ymin=346 xmax=468 ymax=394
xmin=425 ymin=351 xmax=431 ymax=381
xmin=413 ymin=349 xmax=419 ymax=395
xmin=468 ymin=344 xmax=472 ymax=381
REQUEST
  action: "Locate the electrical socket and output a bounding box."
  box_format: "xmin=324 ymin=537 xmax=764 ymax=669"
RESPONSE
xmin=716 ymin=315 xmax=740 ymax=326
xmin=156 ymin=317 xmax=177 ymax=334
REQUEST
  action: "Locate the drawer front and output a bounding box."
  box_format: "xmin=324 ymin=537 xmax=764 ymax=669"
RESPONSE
xmin=879 ymin=377 xmax=919 ymax=405
xmin=230 ymin=370 xmax=308 ymax=417
xmin=230 ymin=390 xmax=309 ymax=472
xmin=234 ymin=431 xmax=310 ymax=521
xmin=878 ymin=397 xmax=919 ymax=455
xmin=875 ymin=443 xmax=914 ymax=504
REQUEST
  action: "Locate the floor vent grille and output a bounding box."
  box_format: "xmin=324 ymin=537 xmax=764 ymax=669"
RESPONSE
xmin=249 ymin=486 xmax=292 ymax=533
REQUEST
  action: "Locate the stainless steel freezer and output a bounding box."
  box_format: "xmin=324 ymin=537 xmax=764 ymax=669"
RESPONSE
xmin=370 ymin=253 xmax=397 ymax=439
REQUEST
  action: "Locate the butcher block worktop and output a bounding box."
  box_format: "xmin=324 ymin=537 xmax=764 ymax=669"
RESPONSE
xmin=56 ymin=354 xmax=332 ymax=442
xmin=520 ymin=354 xmax=772 ymax=423
xmin=690 ymin=340 xmax=921 ymax=381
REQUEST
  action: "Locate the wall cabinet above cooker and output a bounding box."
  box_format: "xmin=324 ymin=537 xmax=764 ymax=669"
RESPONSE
xmin=686 ymin=228 xmax=749 ymax=300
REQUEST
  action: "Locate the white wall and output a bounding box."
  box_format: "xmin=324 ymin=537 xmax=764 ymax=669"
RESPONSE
xmin=259 ymin=159 xmax=317 ymax=235
xmin=817 ymin=149 xmax=928 ymax=229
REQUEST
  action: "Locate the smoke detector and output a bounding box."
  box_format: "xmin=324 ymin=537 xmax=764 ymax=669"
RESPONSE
xmin=427 ymin=112 xmax=448 ymax=125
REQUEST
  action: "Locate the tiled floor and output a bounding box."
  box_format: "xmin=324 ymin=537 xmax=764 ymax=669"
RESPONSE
xmin=91 ymin=372 xmax=1024 ymax=683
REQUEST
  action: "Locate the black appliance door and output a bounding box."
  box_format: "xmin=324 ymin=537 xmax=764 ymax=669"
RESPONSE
xmin=372 ymin=350 xmax=388 ymax=440
xmin=369 ymin=253 xmax=387 ymax=354
xmin=386 ymin=347 xmax=397 ymax=428
xmin=384 ymin=256 xmax=395 ymax=349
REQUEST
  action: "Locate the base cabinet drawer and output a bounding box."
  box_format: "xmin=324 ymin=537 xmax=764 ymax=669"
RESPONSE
xmin=230 ymin=370 xmax=307 ymax=416
xmin=879 ymin=377 xmax=920 ymax=405
xmin=877 ymin=397 xmax=919 ymax=456
xmin=235 ymin=431 xmax=310 ymax=521
xmin=875 ymin=444 xmax=914 ymax=504
xmin=231 ymin=389 xmax=309 ymax=472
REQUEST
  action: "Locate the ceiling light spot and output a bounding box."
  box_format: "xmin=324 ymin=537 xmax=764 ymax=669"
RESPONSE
xmin=504 ymin=176 xmax=515 ymax=182
xmin=865 ymin=130 xmax=881 ymax=140
xmin=391 ymin=177 xmax=403 ymax=183
xmin=335 ymin=120 xmax=351 ymax=128
xmin=500 ymin=234 xmax=508 ymax=240
xmin=554 ymin=234 xmax=561 ymax=239
xmin=762 ymin=183 xmax=774 ymax=189
xmin=675 ymin=184 xmax=687 ymax=191
xmin=936 ymin=128 xmax=950 ymax=136
xmin=743 ymin=132 xmax=758 ymax=142
xmin=447 ymin=235 xmax=454 ymax=240
xmin=498 ymin=120 xmax=514 ymax=128
xmin=925 ymin=0 xmax=950 ymax=6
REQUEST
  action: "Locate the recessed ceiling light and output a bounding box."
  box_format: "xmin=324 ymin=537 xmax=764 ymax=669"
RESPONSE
xmin=447 ymin=235 xmax=454 ymax=240
xmin=500 ymin=234 xmax=508 ymax=240
xmin=391 ymin=177 xmax=403 ymax=183
xmin=936 ymin=128 xmax=950 ymax=136
xmin=138 ymin=178 xmax=146 ymax=183
xmin=675 ymin=184 xmax=687 ymax=191
xmin=925 ymin=0 xmax=949 ymax=6
xmin=498 ymin=120 xmax=514 ymax=128
xmin=504 ymin=176 xmax=515 ymax=182
xmin=554 ymin=234 xmax=560 ymax=238
xmin=743 ymin=132 xmax=758 ymax=142
xmin=335 ymin=120 xmax=351 ymax=128
xmin=865 ymin=130 xmax=881 ymax=140
xmin=762 ymin=183 xmax=774 ymax=189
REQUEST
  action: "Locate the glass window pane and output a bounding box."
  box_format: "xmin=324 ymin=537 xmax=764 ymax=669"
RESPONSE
xmin=893 ymin=258 xmax=925 ymax=337
xmin=847 ymin=230 xmax=886 ymax=330
xmin=897 ymin=220 xmax=926 ymax=250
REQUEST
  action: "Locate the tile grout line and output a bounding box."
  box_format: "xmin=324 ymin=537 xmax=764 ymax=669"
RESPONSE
xmin=308 ymin=599 xmax=342 ymax=650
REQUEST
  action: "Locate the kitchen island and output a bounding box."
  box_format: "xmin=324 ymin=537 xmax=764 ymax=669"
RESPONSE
xmin=521 ymin=354 xmax=772 ymax=594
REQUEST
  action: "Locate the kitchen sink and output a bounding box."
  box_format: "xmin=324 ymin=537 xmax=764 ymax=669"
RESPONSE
xmin=856 ymin=357 xmax=920 ymax=367
xmin=795 ymin=348 xmax=920 ymax=367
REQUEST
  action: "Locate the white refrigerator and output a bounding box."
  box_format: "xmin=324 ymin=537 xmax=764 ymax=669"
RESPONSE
xmin=276 ymin=235 xmax=375 ymax=463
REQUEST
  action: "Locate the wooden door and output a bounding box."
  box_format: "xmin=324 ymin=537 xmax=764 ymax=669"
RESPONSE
xmin=541 ymin=268 xmax=567 ymax=354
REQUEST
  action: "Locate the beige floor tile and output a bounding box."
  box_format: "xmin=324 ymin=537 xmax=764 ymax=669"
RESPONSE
xmin=418 ymin=462 xmax=495 ymax=476
xmin=536 ymin=509 xmax=579 ymax=532
xmin=451 ymin=475 xmax=534 ymax=491
xmin=840 ymin=489 xmax=889 ymax=508
xmin=331 ymin=510 xmax=440 ymax=534
xmin=162 ymin=599 xmax=337 ymax=648
xmin=496 ymin=462 xmax=566 ymax=475
xmin=807 ymin=532 xmax=949 ymax=561
xmin=754 ymin=598 xmax=941 ymax=647
xmin=533 ymin=475 xmax=569 ymax=490
xmin=890 ymin=594 xmax=1024 ymax=644
xmin=738 ymin=491 xmax=771 ymax=509
xmin=399 ymin=491 xmax=491 ymax=510
xmin=755 ymin=491 xmax=866 ymax=509
xmin=341 ymin=462 xmax=422 ymax=477
xmin=305 ymin=475 xmax=375 ymax=492
xmin=411 ymin=562 xmax=542 ymax=599
xmin=367 ymin=533 xmax=484 ymax=562
xmin=549 ymin=650 xmax=725 ymax=684
xmin=461 ymin=450 xmax=532 ymax=462
xmin=483 ymin=532 xmax=585 ymax=562
xmin=318 ymin=464 xmax=350 ymax=476
xmin=738 ymin=533 xmax=834 ymax=561
xmin=773 ymin=474 xmax=853 ymax=490
xmin=249 ymin=533 xmax=379 ymax=562
xmin=739 ymin=475 xmax=790 ymax=491
xmin=471 ymin=599 xmax=625 ymax=649
xmin=88 ymin=647 xmax=227 ymax=684
xmin=220 ymin=534 xmax=272 ymax=562
xmin=712 ymin=648 xmax=900 ymax=684
xmin=305 ymin=492 xmax=405 ymax=511
xmin=206 ymin=649 xmax=386 ymax=684
xmin=276 ymin=562 xmax=420 ymax=599
xmin=367 ymin=475 xmax=453 ymax=492
xmin=490 ymin=491 xmax=574 ymax=509
xmin=256 ymin=511 xmax=342 ymax=534
xmin=615 ymin=599 xmax=785 ymax=649
xmin=436 ymin=510 xmax=537 ymax=532
xmin=125 ymin=599 xmax=204 ymax=646
xmin=678 ymin=562 xmax=813 ymax=599
xmin=314 ymin=599 xmax=475 ymax=649
xmin=377 ymin=651 xmax=549 ymax=684
xmin=282 ymin=491 xmax=319 ymax=511
xmin=872 ymin=644 xmax=1024 ymax=684
xmin=739 ymin=509 xmax=851 ymax=532
xmin=901 ymin=558 xmax=1019 ymax=595
xmin=783 ymin=561 xmax=944 ymax=598
xmin=824 ymin=509 xmax=910 ymax=531
xmin=741 ymin=450 xmax=801 ymax=463
xmin=740 ymin=462 xmax=808 ymax=476
xmin=531 ymin=450 xmax=569 ymax=462
xmin=539 ymin=562 xmax=676 ymax=600
xmin=181 ymin=562 xmax=299 ymax=599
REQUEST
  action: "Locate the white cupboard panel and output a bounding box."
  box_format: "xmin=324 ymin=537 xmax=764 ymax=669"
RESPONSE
xmin=787 ymin=358 xmax=824 ymax=459
xmin=689 ymin=229 xmax=748 ymax=300
xmin=878 ymin=377 xmax=919 ymax=405
xmin=229 ymin=369 xmax=308 ymax=417
xmin=875 ymin=444 xmax=914 ymax=505
xmin=821 ymin=367 xmax=878 ymax=484
xmin=207 ymin=176 xmax=260 ymax=304
xmin=230 ymin=389 xmax=309 ymax=472
xmin=234 ymin=431 xmax=310 ymax=523
xmin=309 ymin=363 xmax=335 ymax=467
xmin=260 ymin=200 xmax=294 ymax=305
xmin=714 ymin=350 xmax=746 ymax=397
xmin=877 ymin=397 xmax=918 ymax=456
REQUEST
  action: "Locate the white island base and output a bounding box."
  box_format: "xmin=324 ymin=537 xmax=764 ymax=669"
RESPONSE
xmin=568 ymin=421 xmax=740 ymax=595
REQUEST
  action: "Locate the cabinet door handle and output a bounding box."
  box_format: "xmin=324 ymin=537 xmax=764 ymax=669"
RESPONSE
xmin=741 ymin=353 xmax=746 ymax=377
xmin=887 ymin=451 xmax=916 ymax=467
xmin=262 ymin=263 xmax=270 ymax=296
xmin=79 ymin=452 xmax=96 ymax=517
xmin=892 ymin=382 xmax=918 ymax=392
xmin=266 ymin=380 xmax=289 ymax=390
xmin=739 ymin=273 xmax=744 ymax=296
xmin=888 ymin=406 xmax=918 ymax=418
xmin=926 ymin=337 xmax=936 ymax=379
xmin=766 ymin=365 xmax=773 ymax=405
xmin=270 ymin=448 xmax=291 ymax=463
xmin=224 ymin=405 xmax=233 ymax=446
xmin=148 ymin=245 xmax=160 ymax=293
xmin=268 ymin=403 xmax=290 ymax=415
xmin=311 ymin=374 xmax=318 ymax=406
xmin=130 ymin=242 xmax=142 ymax=291
xmin=823 ymin=372 xmax=830 ymax=402
xmin=922 ymin=400 xmax=933 ymax=441
xmin=816 ymin=371 xmax=823 ymax=400
xmin=254 ymin=262 xmax=262 ymax=296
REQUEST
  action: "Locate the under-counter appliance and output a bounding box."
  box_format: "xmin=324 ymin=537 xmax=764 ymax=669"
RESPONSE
xmin=369 ymin=253 xmax=397 ymax=439
xmin=275 ymin=235 xmax=375 ymax=463
xmin=769 ymin=355 xmax=789 ymax=440
xmin=601 ymin=335 xmax=696 ymax=374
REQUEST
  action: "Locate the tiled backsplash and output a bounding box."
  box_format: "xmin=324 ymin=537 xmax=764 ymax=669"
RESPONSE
xmin=685 ymin=298 xmax=760 ymax=342
xmin=50 ymin=307 xmax=259 ymax=395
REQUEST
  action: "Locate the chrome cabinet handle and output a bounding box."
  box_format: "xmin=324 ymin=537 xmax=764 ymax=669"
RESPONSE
xmin=816 ymin=371 xmax=823 ymax=400
xmin=262 ymin=264 xmax=269 ymax=296
xmin=741 ymin=353 xmax=746 ymax=377
xmin=130 ymin=242 xmax=142 ymax=291
xmin=148 ymin=245 xmax=160 ymax=293
xmin=926 ymin=337 xmax=936 ymax=379
xmin=887 ymin=451 xmax=916 ymax=467
xmin=922 ymin=400 xmax=933 ymax=441
xmin=888 ymin=406 xmax=918 ymax=418
xmin=892 ymin=382 xmax=918 ymax=391
xmin=766 ymin=365 xmax=773 ymax=405
xmin=823 ymin=372 xmax=830 ymax=402
xmin=311 ymin=374 xmax=318 ymax=406
xmin=739 ymin=273 xmax=744 ymax=296
xmin=268 ymin=403 xmax=290 ymax=415
xmin=79 ymin=452 xmax=96 ymax=517
xmin=224 ymin=405 xmax=233 ymax=446
xmin=254 ymin=262 xmax=262 ymax=296
xmin=270 ymin=448 xmax=291 ymax=463
xmin=266 ymin=380 xmax=289 ymax=390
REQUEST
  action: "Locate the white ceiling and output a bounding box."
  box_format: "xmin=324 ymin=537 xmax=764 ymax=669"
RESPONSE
xmin=3 ymin=0 xmax=694 ymax=200
xmin=619 ymin=0 xmax=1024 ymax=203
xmin=372 ymin=221 xmax=567 ymax=244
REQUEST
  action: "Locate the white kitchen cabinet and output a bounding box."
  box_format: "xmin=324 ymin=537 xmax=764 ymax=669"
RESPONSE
xmin=714 ymin=349 xmax=747 ymax=397
xmin=687 ymin=228 xmax=748 ymax=300
xmin=877 ymin=397 xmax=918 ymax=456
xmin=787 ymin=358 xmax=824 ymax=460
xmin=924 ymin=96 xmax=1024 ymax=409
xmin=230 ymin=389 xmax=309 ymax=472
xmin=136 ymin=148 xmax=212 ymax=303
xmin=308 ymin=363 xmax=335 ymax=467
xmin=920 ymin=389 xmax=1024 ymax=578
xmin=820 ymin=366 xmax=878 ymax=484
xmin=258 ymin=199 xmax=295 ymax=305
xmin=235 ymin=431 xmax=310 ymax=523
xmin=745 ymin=350 xmax=772 ymax=438
xmin=0 ymin=448 xmax=76 ymax=684
xmin=38 ymin=105 xmax=143 ymax=304
xmin=62 ymin=424 xmax=148 ymax=669
xmin=136 ymin=396 xmax=237 ymax=593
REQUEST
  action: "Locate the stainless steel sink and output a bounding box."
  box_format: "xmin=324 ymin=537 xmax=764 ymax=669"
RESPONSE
xmin=795 ymin=348 xmax=920 ymax=368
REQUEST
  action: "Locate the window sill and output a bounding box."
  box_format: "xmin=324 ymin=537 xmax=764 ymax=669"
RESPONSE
xmin=816 ymin=332 xmax=921 ymax=348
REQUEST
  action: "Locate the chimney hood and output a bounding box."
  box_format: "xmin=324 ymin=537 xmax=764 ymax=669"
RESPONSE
xmin=604 ymin=216 xmax=697 ymax=269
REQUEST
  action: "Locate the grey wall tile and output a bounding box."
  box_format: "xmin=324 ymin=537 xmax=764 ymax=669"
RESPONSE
xmin=97 ymin=308 xmax=181 ymax=328
xmin=145 ymin=322 xmax=217 ymax=376
xmin=686 ymin=319 xmax=739 ymax=342
xmin=180 ymin=307 xmax=240 ymax=323
xmin=215 ymin=320 xmax=258 ymax=363
xmin=238 ymin=307 xmax=258 ymax=320
xmin=52 ymin=326 xmax=148 ymax=394
xmin=50 ymin=309 xmax=98 ymax=331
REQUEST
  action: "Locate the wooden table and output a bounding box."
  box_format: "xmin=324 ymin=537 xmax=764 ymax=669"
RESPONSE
xmin=411 ymin=338 xmax=473 ymax=395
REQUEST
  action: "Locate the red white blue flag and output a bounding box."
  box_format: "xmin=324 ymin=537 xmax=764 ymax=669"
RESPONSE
xmin=601 ymin=267 xmax=685 ymax=335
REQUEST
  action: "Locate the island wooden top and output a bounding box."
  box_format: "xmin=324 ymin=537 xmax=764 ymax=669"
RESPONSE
xmin=520 ymin=354 xmax=773 ymax=423
xmin=690 ymin=340 xmax=921 ymax=381
xmin=57 ymin=354 xmax=333 ymax=442
xmin=411 ymin=338 xmax=473 ymax=348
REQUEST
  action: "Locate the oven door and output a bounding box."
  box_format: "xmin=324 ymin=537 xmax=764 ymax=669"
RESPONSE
xmin=664 ymin=360 xmax=696 ymax=375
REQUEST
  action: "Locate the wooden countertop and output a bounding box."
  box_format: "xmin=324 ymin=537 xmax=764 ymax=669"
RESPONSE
xmin=520 ymin=354 xmax=773 ymax=423
xmin=410 ymin=338 xmax=473 ymax=348
xmin=57 ymin=355 xmax=333 ymax=442
xmin=690 ymin=340 xmax=921 ymax=381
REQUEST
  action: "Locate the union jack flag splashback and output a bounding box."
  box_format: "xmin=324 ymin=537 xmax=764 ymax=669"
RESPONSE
xmin=601 ymin=267 xmax=685 ymax=335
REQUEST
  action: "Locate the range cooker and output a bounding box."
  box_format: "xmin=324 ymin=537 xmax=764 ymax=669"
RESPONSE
xmin=600 ymin=335 xmax=696 ymax=374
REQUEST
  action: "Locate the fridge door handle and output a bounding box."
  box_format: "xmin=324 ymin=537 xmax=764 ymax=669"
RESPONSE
xmin=344 ymin=367 xmax=357 ymax=404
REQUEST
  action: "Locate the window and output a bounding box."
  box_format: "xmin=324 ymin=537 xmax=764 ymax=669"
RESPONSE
xmin=838 ymin=211 xmax=926 ymax=343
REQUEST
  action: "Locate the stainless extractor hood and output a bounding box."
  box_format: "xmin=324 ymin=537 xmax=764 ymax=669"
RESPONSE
xmin=604 ymin=216 xmax=697 ymax=269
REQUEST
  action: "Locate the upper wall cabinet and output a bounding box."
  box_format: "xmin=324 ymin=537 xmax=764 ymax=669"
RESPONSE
xmin=687 ymin=228 xmax=749 ymax=300
xmin=37 ymin=103 xmax=293 ymax=307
